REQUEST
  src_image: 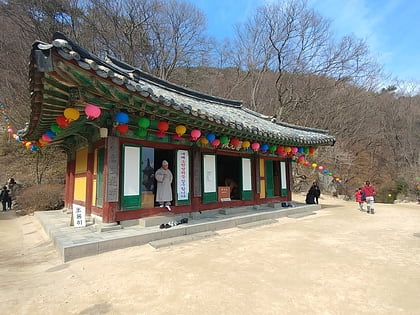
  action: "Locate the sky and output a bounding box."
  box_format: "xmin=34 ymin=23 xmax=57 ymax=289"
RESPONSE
xmin=190 ymin=0 xmax=420 ymax=86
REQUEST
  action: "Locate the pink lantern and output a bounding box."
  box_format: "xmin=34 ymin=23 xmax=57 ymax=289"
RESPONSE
xmin=297 ymin=156 xmax=305 ymax=163
xmin=212 ymin=139 xmax=221 ymax=147
xmin=7 ymin=128 xmax=13 ymax=134
xmin=318 ymin=166 xmax=324 ymax=171
xmin=42 ymin=134 xmax=52 ymax=142
xmin=190 ymin=129 xmax=201 ymax=141
xmin=291 ymin=147 xmax=298 ymax=154
xmin=85 ymin=104 xmax=101 ymax=119
xmin=251 ymin=142 xmax=260 ymax=151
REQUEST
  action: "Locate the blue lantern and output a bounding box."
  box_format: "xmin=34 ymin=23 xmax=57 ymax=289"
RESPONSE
xmin=115 ymin=112 xmax=129 ymax=124
xmin=206 ymin=133 xmax=216 ymax=143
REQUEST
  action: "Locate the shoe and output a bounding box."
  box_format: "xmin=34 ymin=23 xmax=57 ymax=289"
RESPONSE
xmin=165 ymin=223 xmax=171 ymax=228
xmin=159 ymin=224 xmax=165 ymax=229
xmin=159 ymin=204 xmax=164 ymax=208
xmin=166 ymin=205 xmax=171 ymax=211
xmin=371 ymin=210 xmax=375 ymax=214
xmin=367 ymin=210 xmax=370 ymax=213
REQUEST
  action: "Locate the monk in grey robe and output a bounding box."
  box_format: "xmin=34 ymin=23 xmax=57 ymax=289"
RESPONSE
xmin=155 ymin=160 xmax=173 ymax=211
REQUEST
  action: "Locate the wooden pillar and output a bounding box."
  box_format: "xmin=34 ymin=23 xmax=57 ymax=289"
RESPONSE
xmin=65 ymin=159 xmax=75 ymax=210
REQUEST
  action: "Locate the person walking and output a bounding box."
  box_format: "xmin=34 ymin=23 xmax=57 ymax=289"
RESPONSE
xmin=361 ymin=181 xmax=376 ymax=214
xmin=0 ymin=186 xmax=10 ymax=211
xmin=355 ymin=187 xmax=365 ymax=211
xmin=155 ymin=160 xmax=173 ymax=211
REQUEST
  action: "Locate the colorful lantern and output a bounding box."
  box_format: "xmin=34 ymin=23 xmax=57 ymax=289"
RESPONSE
xmin=50 ymin=124 xmax=63 ymax=135
xmin=116 ymin=123 xmax=129 ymax=135
xmin=212 ymin=139 xmax=220 ymax=147
xmin=318 ymin=166 xmax=324 ymax=171
xmin=291 ymin=147 xmax=298 ymax=154
xmin=7 ymin=128 xmax=13 ymax=134
xmin=115 ymin=112 xmax=129 ymax=124
xmin=251 ymin=142 xmax=260 ymax=152
xmin=220 ymin=136 xmax=229 ymax=145
xmin=156 ymin=121 xmax=169 ymax=137
xmin=284 ymin=146 xmax=291 ymax=153
xmin=230 ymin=138 xmax=240 ymax=147
xmin=269 ymin=145 xmax=277 ymax=153
xmin=175 ymin=125 xmax=187 ymax=137
xmin=45 ymin=130 xmax=56 ymax=139
xmin=261 ymin=144 xmax=269 ymax=152
xmin=138 ymin=117 xmax=151 ymax=129
xmin=42 ymin=134 xmax=52 ymax=142
xmin=242 ymin=140 xmax=250 ymax=149
xmin=64 ymin=108 xmax=80 ymax=122
xmin=85 ymin=104 xmax=101 ymax=119
xmin=311 ymin=163 xmax=317 ymax=168
xmin=206 ymin=133 xmax=216 ymax=143
xmin=190 ymin=129 xmax=201 ymax=141
xmin=200 ymin=137 xmax=209 ymax=145
xmin=136 ymin=128 xmax=147 ymax=138
xmin=56 ymin=115 xmax=70 ymax=128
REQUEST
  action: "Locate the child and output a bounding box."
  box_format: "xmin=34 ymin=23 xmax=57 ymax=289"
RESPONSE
xmin=355 ymin=188 xmax=365 ymax=211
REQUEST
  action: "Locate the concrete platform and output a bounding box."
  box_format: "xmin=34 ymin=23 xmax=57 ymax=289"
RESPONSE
xmin=35 ymin=202 xmax=320 ymax=262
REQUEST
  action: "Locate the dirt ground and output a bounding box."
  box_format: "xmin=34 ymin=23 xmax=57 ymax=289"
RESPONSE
xmin=1 ymin=195 xmax=420 ymax=315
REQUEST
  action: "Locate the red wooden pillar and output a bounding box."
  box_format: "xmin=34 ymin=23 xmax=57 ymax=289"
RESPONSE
xmin=65 ymin=159 xmax=75 ymax=210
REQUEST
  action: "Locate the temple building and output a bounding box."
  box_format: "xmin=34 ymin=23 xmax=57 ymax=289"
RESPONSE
xmin=24 ymin=33 xmax=335 ymax=224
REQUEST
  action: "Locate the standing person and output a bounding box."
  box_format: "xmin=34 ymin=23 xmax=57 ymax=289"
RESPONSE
xmin=6 ymin=178 xmax=17 ymax=210
xmin=0 ymin=186 xmax=10 ymax=211
xmin=355 ymin=188 xmax=365 ymax=211
xmin=361 ymin=181 xmax=376 ymax=214
xmin=155 ymin=160 xmax=173 ymax=211
xmin=310 ymin=182 xmax=321 ymax=204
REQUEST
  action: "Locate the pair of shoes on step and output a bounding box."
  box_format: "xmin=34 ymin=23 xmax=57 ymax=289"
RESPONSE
xmin=159 ymin=223 xmax=172 ymax=229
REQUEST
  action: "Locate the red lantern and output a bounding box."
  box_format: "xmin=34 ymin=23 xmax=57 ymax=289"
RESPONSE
xmin=116 ymin=123 xmax=129 ymax=135
xmin=230 ymin=138 xmax=240 ymax=147
xmin=156 ymin=121 xmax=169 ymax=137
xmin=56 ymin=115 xmax=70 ymax=128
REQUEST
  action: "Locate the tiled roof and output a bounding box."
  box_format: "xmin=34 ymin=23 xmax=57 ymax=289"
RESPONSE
xmin=27 ymin=32 xmax=335 ymax=147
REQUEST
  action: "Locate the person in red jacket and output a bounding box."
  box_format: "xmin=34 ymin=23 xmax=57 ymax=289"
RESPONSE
xmin=354 ymin=188 xmax=365 ymax=211
xmin=361 ymin=181 xmax=376 ymax=214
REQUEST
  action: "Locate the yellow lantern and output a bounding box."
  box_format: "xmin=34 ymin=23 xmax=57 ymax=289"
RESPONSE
xmin=64 ymin=108 xmax=80 ymax=122
xmin=175 ymin=125 xmax=187 ymax=137
xmin=242 ymin=140 xmax=250 ymax=149
xmin=200 ymin=137 xmax=209 ymax=145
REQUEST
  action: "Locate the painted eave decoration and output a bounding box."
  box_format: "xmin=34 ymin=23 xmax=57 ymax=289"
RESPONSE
xmin=24 ymin=32 xmax=336 ymax=151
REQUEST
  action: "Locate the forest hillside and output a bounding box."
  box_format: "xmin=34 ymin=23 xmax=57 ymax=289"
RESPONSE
xmin=0 ymin=0 xmax=419 ymax=204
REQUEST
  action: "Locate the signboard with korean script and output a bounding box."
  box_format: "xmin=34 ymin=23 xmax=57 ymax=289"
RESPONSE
xmin=72 ymin=204 xmax=86 ymax=227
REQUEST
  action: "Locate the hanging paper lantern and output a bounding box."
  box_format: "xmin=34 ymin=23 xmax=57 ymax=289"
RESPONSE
xmin=25 ymin=141 xmax=32 ymax=148
xmin=115 ymin=112 xmax=129 ymax=124
xmin=304 ymin=161 xmax=310 ymax=166
xmin=242 ymin=140 xmax=250 ymax=149
xmin=291 ymin=147 xmax=298 ymax=154
xmin=311 ymin=163 xmax=317 ymax=168
xmin=206 ymin=133 xmax=216 ymax=143
xmin=116 ymin=123 xmax=129 ymax=135
xmin=269 ymin=145 xmax=277 ymax=153
xmin=261 ymin=144 xmax=269 ymax=152
xmin=85 ymin=104 xmax=101 ymax=119
xmin=64 ymin=108 xmax=80 ymax=122
xmin=190 ymin=129 xmax=201 ymax=141
xmin=7 ymin=128 xmax=13 ymax=134
xmin=137 ymin=117 xmax=151 ymax=129
xmin=220 ymin=136 xmax=229 ymax=145
xmin=42 ymin=134 xmax=52 ymax=142
xmin=230 ymin=138 xmax=240 ymax=147
xmin=136 ymin=128 xmax=147 ymax=138
xmin=298 ymin=147 xmax=304 ymax=153
xmin=303 ymin=147 xmax=309 ymax=154
xmin=156 ymin=121 xmax=169 ymax=137
xmin=318 ymin=166 xmax=324 ymax=171
xmin=323 ymin=169 xmax=329 ymax=174
xmin=309 ymin=147 xmax=316 ymax=154
xmin=56 ymin=115 xmax=70 ymax=128
xmin=284 ymin=146 xmax=291 ymax=153
xmin=328 ymin=172 xmax=333 ymax=176
xmin=200 ymin=137 xmax=209 ymax=145
xmin=297 ymin=156 xmax=305 ymax=163
xmin=251 ymin=142 xmax=260 ymax=152
xmin=50 ymin=124 xmax=63 ymax=135
xmin=280 ymin=151 xmax=287 ymax=157
xmin=212 ymin=139 xmax=220 ymax=148
xmin=175 ymin=125 xmax=187 ymax=137
xmin=45 ymin=130 xmax=56 ymax=139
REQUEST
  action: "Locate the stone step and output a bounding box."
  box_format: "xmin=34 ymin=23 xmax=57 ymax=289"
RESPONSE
xmin=149 ymin=231 xmax=218 ymax=249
